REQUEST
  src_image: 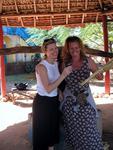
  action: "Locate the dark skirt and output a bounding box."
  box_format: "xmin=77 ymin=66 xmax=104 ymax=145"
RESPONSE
xmin=32 ymin=93 xmax=60 ymax=150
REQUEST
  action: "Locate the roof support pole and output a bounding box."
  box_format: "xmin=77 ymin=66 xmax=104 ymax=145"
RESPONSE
xmin=0 ymin=19 xmax=6 ymax=97
xmin=102 ymin=15 xmax=110 ymax=95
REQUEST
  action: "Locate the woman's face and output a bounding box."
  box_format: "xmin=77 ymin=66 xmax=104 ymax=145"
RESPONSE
xmin=69 ymin=42 xmax=80 ymax=59
xmin=45 ymin=43 xmax=58 ymax=60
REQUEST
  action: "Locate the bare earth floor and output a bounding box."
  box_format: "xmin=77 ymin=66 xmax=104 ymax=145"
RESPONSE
xmin=0 ymin=73 xmax=113 ymax=150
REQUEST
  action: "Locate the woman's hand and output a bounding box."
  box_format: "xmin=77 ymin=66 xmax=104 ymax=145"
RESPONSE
xmin=59 ymin=90 xmax=64 ymax=102
xmin=62 ymin=66 xmax=72 ymax=78
xmin=88 ymin=57 xmax=104 ymax=80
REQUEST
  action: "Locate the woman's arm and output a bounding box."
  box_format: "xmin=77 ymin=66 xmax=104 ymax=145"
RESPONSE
xmin=88 ymin=57 xmax=103 ymax=80
xmin=36 ymin=64 xmax=72 ymax=93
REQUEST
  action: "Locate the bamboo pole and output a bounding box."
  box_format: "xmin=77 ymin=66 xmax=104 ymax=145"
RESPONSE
xmin=81 ymin=57 xmax=113 ymax=86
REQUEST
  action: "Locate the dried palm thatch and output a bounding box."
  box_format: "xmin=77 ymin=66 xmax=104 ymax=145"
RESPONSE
xmin=0 ymin=0 xmax=113 ymax=29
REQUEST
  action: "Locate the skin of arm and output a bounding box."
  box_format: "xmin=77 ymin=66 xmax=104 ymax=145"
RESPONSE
xmin=36 ymin=64 xmax=72 ymax=93
xmin=88 ymin=57 xmax=103 ymax=80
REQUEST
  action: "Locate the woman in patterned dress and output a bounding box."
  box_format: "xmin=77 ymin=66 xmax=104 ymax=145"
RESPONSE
xmin=61 ymin=36 xmax=104 ymax=150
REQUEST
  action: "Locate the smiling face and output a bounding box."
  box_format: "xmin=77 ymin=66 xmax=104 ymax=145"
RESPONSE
xmin=69 ymin=42 xmax=81 ymax=60
xmin=62 ymin=36 xmax=85 ymax=65
xmin=45 ymin=43 xmax=58 ymax=61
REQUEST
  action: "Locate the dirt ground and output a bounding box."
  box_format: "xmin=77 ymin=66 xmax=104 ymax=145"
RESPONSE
xmin=0 ymin=101 xmax=32 ymax=150
xmin=0 ymin=74 xmax=113 ymax=150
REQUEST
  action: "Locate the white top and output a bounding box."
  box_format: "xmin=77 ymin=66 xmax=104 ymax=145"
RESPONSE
xmin=36 ymin=60 xmax=60 ymax=97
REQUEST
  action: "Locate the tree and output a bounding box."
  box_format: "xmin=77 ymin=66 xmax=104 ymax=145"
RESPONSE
xmin=25 ymin=26 xmax=72 ymax=46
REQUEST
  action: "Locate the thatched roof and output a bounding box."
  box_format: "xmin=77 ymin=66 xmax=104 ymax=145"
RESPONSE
xmin=0 ymin=0 xmax=113 ymax=29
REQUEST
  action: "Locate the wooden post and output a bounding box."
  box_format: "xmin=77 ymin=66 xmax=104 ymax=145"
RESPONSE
xmin=102 ymin=15 xmax=110 ymax=95
xmin=0 ymin=19 xmax=6 ymax=97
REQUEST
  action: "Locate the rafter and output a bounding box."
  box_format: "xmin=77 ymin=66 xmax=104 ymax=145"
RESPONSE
xmin=51 ymin=0 xmax=54 ymax=12
xmin=96 ymin=13 xmax=99 ymax=22
xmin=14 ymin=0 xmax=19 ymax=14
xmin=85 ymin=0 xmax=88 ymax=10
xmin=68 ymin=0 xmax=70 ymax=10
xmin=5 ymin=17 xmax=9 ymax=26
xmin=1 ymin=7 xmax=112 ymax=19
xmin=34 ymin=16 xmax=36 ymax=27
xmin=109 ymin=0 xmax=113 ymax=5
xmin=0 ymin=0 xmax=3 ymax=13
xmin=33 ymin=0 xmax=37 ymax=13
xmin=66 ymin=15 xmax=68 ymax=24
xmin=109 ymin=14 xmax=113 ymax=19
xmin=19 ymin=17 xmax=24 ymax=27
xmin=50 ymin=16 xmax=53 ymax=26
xmin=98 ymin=0 xmax=103 ymax=9
xmin=1 ymin=10 xmax=102 ymax=18
xmin=82 ymin=14 xmax=85 ymax=23
xmin=1 ymin=1 xmax=113 ymax=29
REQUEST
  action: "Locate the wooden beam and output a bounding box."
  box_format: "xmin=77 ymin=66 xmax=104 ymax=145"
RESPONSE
xmin=96 ymin=13 xmax=99 ymax=22
xmin=1 ymin=11 xmax=102 ymax=18
xmin=1 ymin=8 xmax=113 ymax=19
xmin=68 ymin=0 xmax=70 ymax=10
xmin=51 ymin=0 xmax=54 ymax=12
xmin=109 ymin=0 xmax=113 ymax=5
xmin=84 ymin=46 xmax=113 ymax=58
xmin=109 ymin=14 xmax=113 ymax=19
xmin=33 ymin=0 xmax=37 ymax=13
xmin=0 ymin=19 xmax=6 ymax=97
xmin=34 ymin=16 xmax=36 ymax=27
xmin=82 ymin=14 xmax=85 ymax=23
xmin=20 ymin=17 xmax=24 ymax=27
xmin=0 ymin=46 xmax=42 ymax=55
xmin=1 ymin=19 xmax=113 ymax=29
xmin=0 ymin=46 xmax=113 ymax=59
xmin=14 ymin=0 xmax=19 ymax=14
xmin=102 ymin=15 xmax=110 ymax=94
xmin=0 ymin=0 xmax=3 ymax=13
xmin=85 ymin=0 xmax=88 ymax=10
xmin=50 ymin=16 xmax=53 ymax=26
xmin=103 ymin=9 xmax=113 ymax=15
xmin=66 ymin=15 xmax=68 ymax=24
xmin=5 ymin=17 xmax=9 ymax=26
xmin=98 ymin=0 xmax=103 ymax=9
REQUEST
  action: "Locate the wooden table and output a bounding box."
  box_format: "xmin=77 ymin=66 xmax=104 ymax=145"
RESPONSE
xmin=11 ymin=88 xmax=36 ymax=104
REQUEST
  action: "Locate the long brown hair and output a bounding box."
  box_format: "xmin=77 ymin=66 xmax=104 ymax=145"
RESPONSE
xmin=62 ymin=36 xmax=86 ymax=65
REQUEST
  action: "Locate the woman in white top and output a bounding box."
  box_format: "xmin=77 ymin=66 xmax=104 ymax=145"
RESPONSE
xmin=32 ymin=38 xmax=72 ymax=150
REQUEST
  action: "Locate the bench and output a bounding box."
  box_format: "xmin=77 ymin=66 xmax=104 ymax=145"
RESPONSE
xmin=11 ymin=88 xmax=36 ymax=104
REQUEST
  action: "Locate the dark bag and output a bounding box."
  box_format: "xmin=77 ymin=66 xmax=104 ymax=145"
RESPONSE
xmin=14 ymin=83 xmax=28 ymax=90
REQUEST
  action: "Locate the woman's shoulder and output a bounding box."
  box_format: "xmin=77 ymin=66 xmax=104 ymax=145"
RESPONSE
xmin=36 ymin=60 xmax=47 ymax=71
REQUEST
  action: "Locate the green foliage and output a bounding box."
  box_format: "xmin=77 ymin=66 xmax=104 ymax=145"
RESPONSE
xmin=78 ymin=23 xmax=104 ymax=49
xmin=26 ymin=26 xmax=71 ymax=46
xmin=25 ymin=22 xmax=113 ymax=52
xmin=48 ymin=26 xmax=71 ymax=46
xmin=26 ymin=28 xmax=49 ymax=45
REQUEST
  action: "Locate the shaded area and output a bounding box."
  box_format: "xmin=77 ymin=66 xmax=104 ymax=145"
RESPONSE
xmin=103 ymin=132 xmax=113 ymax=150
xmin=0 ymin=121 xmax=32 ymax=150
xmin=97 ymin=103 xmax=113 ymax=150
xmin=14 ymin=100 xmax=33 ymax=108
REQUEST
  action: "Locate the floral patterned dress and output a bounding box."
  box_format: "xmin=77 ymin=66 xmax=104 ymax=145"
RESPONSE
xmin=62 ymin=57 xmax=104 ymax=150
